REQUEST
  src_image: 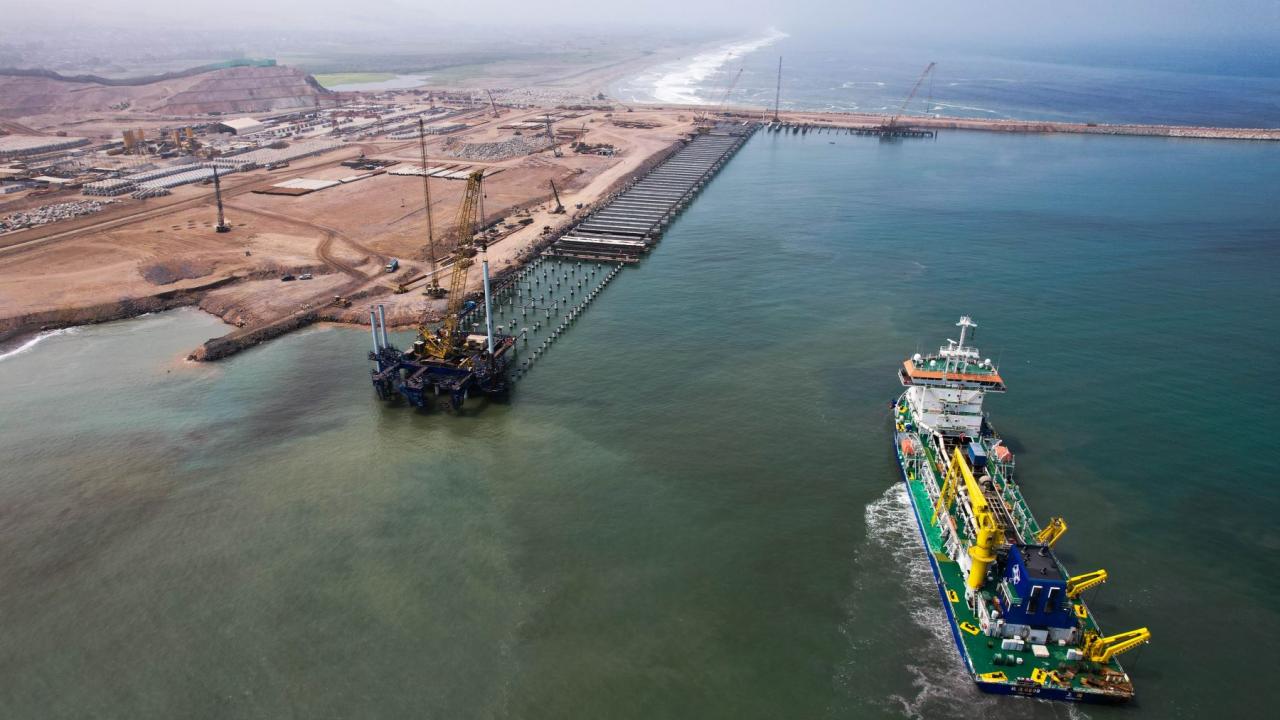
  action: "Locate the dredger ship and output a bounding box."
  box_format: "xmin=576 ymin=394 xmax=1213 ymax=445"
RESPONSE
xmin=892 ymin=317 xmax=1150 ymax=703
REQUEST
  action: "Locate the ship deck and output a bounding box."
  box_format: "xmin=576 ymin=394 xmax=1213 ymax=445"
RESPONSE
xmin=896 ymin=399 xmax=1134 ymax=701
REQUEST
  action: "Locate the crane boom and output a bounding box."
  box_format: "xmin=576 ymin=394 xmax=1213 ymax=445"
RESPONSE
xmin=416 ymin=117 xmax=440 ymax=295
xmin=418 ymin=170 xmax=485 ymax=360
xmin=1083 ymin=628 xmax=1152 ymax=663
xmin=1036 ymin=517 xmax=1067 ymax=546
xmin=773 ymin=56 xmax=782 ymax=122
xmin=549 ymin=179 xmax=564 ymax=213
xmin=886 ymin=62 xmax=936 ymax=129
xmin=715 ymin=67 xmax=744 ymax=115
xmin=1066 ymin=569 xmax=1108 ymax=598
xmin=486 ymin=89 xmax=500 ymax=118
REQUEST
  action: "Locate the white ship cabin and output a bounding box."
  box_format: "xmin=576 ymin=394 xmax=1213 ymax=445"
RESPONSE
xmin=900 ymin=317 xmax=1007 ymax=437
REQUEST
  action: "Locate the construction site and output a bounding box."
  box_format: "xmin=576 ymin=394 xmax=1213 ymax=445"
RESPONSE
xmin=3 ymin=55 xmax=1277 ymax=413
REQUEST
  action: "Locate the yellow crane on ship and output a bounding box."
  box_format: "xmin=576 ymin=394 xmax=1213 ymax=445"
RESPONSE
xmin=415 ymin=169 xmax=486 ymax=361
xmin=1083 ymin=627 xmax=1152 ymax=663
xmin=932 ymin=448 xmax=1000 ymax=591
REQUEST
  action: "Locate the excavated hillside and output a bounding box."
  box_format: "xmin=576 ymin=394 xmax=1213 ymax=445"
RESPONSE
xmin=0 ymin=65 xmax=332 ymax=123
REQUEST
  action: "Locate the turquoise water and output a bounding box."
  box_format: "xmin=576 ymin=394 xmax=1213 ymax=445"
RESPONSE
xmin=2 ymin=130 xmax=1278 ymax=718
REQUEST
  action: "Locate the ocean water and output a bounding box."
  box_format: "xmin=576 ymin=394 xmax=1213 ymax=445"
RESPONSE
xmin=614 ymin=31 xmax=1280 ymax=128
xmin=2 ymin=130 xmax=1279 ymax=718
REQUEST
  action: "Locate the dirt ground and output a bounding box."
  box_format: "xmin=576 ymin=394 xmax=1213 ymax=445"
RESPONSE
xmin=0 ymin=106 xmax=698 ymax=350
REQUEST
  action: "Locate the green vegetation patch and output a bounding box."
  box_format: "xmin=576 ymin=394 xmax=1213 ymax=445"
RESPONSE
xmin=312 ymin=72 xmax=396 ymax=88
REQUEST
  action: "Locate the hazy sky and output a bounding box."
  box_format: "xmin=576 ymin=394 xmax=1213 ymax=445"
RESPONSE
xmin=7 ymin=0 xmax=1280 ymax=40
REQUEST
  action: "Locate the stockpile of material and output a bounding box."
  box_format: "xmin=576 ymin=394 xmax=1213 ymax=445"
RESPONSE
xmin=137 ymin=166 xmax=222 ymax=190
xmin=83 ymin=179 xmax=135 ymax=196
xmin=131 ymin=187 xmax=172 ymax=199
xmin=441 ymin=135 xmax=551 ymax=160
xmin=0 ymin=199 xmax=115 ymax=232
xmin=226 ymin=139 xmax=343 ymax=168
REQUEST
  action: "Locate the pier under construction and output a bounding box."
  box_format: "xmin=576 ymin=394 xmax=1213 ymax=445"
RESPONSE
xmin=550 ymin=124 xmax=757 ymax=262
xmin=368 ymin=123 xmax=759 ymax=411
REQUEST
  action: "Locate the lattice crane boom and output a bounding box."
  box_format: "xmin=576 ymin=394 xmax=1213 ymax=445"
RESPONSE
xmin=418 ymin=170 xmax=485 ymax=359
xmin=886 ymin=62 xmax=936 ymax=129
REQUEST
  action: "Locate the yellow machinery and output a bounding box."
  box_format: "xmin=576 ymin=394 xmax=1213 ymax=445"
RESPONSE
xmin=1036 ymin=517 xmax=1067 ymax=546
xmin=933 ymin=448 xmax=1001 ymax=590
xmin=416 ymin=170 xmax=485 ymax=361
xmin=1082 ymin=628 xmax=1152 ymax=663
xmin=1067 ymin=569 xmax=1109 ymax=598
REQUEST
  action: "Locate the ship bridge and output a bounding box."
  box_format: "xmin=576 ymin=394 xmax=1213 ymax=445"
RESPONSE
xmin=901 ymin=317 xmax=1004 ymax=437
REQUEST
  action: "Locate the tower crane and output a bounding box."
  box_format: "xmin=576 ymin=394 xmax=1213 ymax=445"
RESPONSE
xmin=416 ymin=170 xmax=486 ymax=361
xmin=880 ymin=61 xmax=936 ymax=132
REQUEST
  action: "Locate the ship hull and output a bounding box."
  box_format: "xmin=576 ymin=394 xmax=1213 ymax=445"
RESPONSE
xmin=892 ymin=439 xmax=1128 ymax=705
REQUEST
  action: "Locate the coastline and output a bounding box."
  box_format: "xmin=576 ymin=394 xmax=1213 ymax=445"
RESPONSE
xmin=4 ymin=107 xmax=1276 ymax=361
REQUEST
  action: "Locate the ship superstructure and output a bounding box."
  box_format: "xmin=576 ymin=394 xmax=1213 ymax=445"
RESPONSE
xmin=892 ymin=317 xmax=1150 ymax=703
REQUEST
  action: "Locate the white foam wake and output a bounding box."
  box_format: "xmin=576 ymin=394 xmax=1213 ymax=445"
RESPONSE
xmin=651 ymin=28 xmax=788 ymax=105
xmin=0 ymin=326 xmax=79 ymax=362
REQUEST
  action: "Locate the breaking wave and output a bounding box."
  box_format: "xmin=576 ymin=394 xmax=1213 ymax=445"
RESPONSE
xmin=0 ymin=327 xmax=79 ymax=362
xmin=650 ymin=28 xmax=788 ymax=105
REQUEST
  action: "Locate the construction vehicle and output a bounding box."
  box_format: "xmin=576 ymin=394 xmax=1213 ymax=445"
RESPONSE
xmin=368 ymin=170 xmax=516 ymax=411
xmin=772 ymin=56 xmax=783 ymax=123
xmin=416 ymin=117 xmax=444 ymax=297
xmin=695 ymin=67 xmax=743 ymax=132
xmin=875 ymin=62 xmax=937 ymax=139
xmin=486 ymin=90 xmax=500 ymax=118
xmin=330 ymin=296 xmax=353 ymax=308
xmin=213 ymin=166 xmax=230 ymax=233
xmin=544 ymin=117 xmax=562 ymax=158
xmin=549 ymin=179 xmax=565 ymax=214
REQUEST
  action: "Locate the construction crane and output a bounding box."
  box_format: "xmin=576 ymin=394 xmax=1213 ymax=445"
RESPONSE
xmin=1036 ymin=517 xmax=1068 ymax=546
xmin=486 ymin=89 xmax=500 ymax=119
xmin=695 ymin=66 xmax=743 ymax=129
xmin=1066 ymin=569 xmax=1108 ymax=598
xmin=772 ymin=56 xmax=783 ymax=122
xmin=548 ymin=179 xmax=565 ymax=214
xmin=417 ymin=117 xmax=443 ymax=297
xmin=416 ymin=170 xmax=486 ymax=361
xmin=881 ymin=61 xmax=936 ymax=132
xmin=212 ymin=165 xmax=230 ymax=233
xmin=1082 ymin=628 xmax=1152 ymax=663
xmin=544 ymin=117 xmax=562 ymax=158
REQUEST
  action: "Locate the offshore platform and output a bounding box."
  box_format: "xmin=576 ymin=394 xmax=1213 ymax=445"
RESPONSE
xmin=368 ymin=170 xmax=516 ymax=411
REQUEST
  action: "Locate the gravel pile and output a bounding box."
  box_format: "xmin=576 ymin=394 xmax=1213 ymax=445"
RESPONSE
xmin=0 ymin=199 xmax=116 ymax=233
xmin=441 ymin=135 xmax=552 ymax=161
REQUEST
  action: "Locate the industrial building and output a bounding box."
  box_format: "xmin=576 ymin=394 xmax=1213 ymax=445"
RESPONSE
xmin=0 ymin=135 xmax=90 ymax=159
xmin=214 ymin=117 xmax=266 ymax=135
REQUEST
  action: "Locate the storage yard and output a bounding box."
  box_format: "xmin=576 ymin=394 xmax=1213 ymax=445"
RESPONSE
xmin=0 ymin=79 xmax=700 ymax=359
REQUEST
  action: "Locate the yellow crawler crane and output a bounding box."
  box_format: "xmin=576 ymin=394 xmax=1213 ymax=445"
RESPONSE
xmin=416 ymin=170 xmax=485 ymax=361
xmin=1082 ymin=628 xmax=1153 ymax=663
